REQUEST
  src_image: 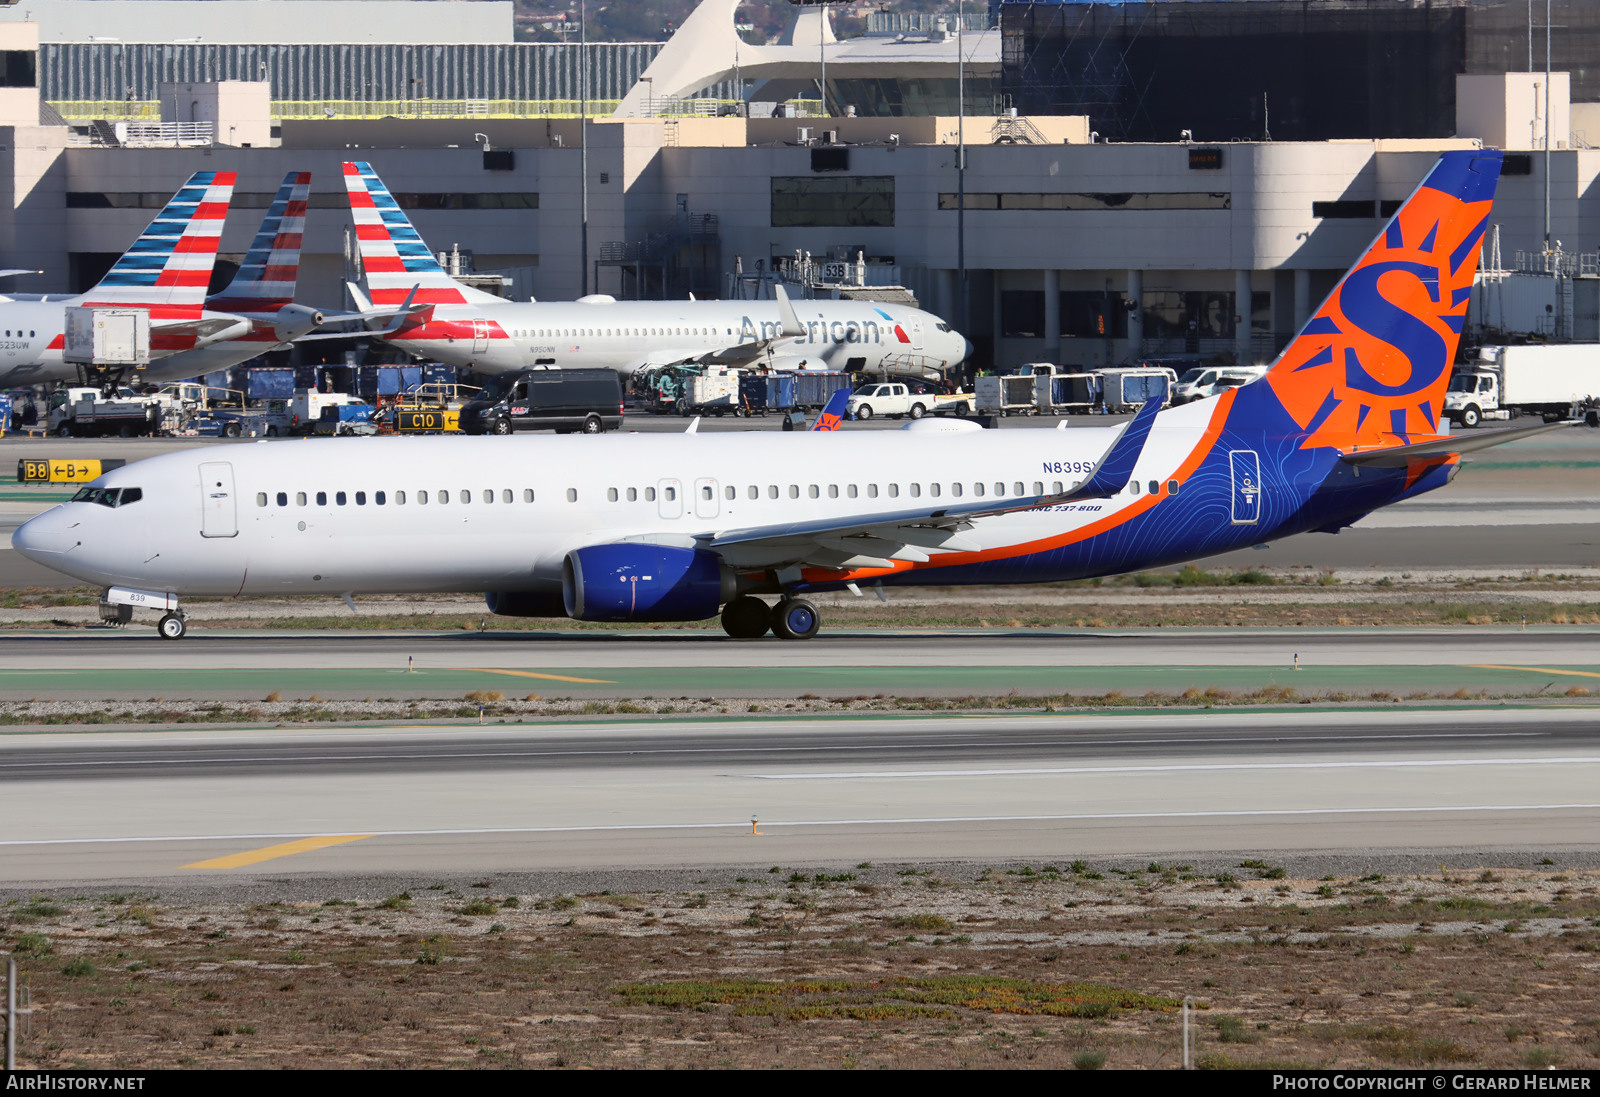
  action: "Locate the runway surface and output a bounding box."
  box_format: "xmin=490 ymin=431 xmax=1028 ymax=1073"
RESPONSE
xmin=2 ymin=708 xmax=1595 ymax=886
xmin=0 ymin=628 xmax=1594 ymax=699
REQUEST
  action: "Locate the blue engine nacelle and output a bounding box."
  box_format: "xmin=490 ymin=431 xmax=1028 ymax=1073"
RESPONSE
xmin=484 ymin=590 xmax=568 ymax=618
xmin=562 ymin=544 xmax=734 ymax=622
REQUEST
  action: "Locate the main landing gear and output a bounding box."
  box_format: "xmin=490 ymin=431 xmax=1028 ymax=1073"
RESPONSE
xmin=719 ymin=595 xmax=821 ymax=640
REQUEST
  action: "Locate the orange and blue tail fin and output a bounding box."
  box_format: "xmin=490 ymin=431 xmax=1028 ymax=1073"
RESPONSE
xmin=1262 ymin=149 xmax=1502 ymax=450
xmin=206 ymin=170 xmax=310 ymax=314
xmin=810 ymin=387 xmax=850 ymax=431
xmin=80 ymin=170 xmax=236 ymax=311
xmin=342 ymin=160 xmax=504 ymax=308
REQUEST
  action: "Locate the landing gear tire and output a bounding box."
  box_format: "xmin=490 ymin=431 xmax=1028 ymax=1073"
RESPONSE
xmin=1461 ymin=405 xmax=1481 ymax=428
xmin=771 ymin=597 xmax=820 ymax=640
xmin=157 ymin=613 xmax=187 ymax=640
xmin=491 ymin=417 xmax=512 ymax=436
xmin=855 ymin=404 xmax=873 ymax=420
xmin=910 ymin=403 xmax=926 ymax=419
xmin=720 ymin=596 xmax=771 ymax=639
xmin=582 ymin=415 xmax=603 ymax=434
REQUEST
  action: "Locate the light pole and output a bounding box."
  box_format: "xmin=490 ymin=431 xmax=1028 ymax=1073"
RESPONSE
xmin=580 ymin=0 xmax=589 ymax=296
xmin=956 ymin=0 xmax=967 ymax=339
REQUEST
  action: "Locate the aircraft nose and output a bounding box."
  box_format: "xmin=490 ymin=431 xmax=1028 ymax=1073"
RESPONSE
xmin=11 ymin=507 xmax=78 ymax=563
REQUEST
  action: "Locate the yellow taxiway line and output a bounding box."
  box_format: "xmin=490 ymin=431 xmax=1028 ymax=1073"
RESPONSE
xmin=1467 ymin=664 xmax=1600 ymax=680
xmin=183 ymin=834 xmax=374 ymax=870
xmin=460 ymin=667 xmax=616 ymax=684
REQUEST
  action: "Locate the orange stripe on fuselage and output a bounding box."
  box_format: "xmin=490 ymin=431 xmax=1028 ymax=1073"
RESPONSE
xmin=798 ymin=389 xmax=1240 ymax=585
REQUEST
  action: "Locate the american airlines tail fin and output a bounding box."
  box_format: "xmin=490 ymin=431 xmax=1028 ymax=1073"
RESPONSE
xmin=80 ymin=171 xmax=236 ymax=309
xmin=342 ymin=160 xmax=505 ymax=308
xmin=1261 ymin=149 xmax=1502 ymax=452
xmin=205 ymin=171 xmax=311 ymax=313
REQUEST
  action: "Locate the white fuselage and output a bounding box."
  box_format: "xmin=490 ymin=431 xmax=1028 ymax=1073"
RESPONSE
xmin=0 ymin=295 xmax=263 ymax=389
xmin=12 ymin=403 xmax=1216 ymax=599
xmin=386 ymin=296 xmax=972 ymax=377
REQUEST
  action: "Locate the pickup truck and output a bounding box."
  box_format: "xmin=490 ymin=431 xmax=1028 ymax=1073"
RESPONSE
xmin=846 ymin=382 xmax=972 ymax=420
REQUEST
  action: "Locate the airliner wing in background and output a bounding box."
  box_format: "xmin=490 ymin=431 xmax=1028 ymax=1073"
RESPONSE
xmin=695 ymin=284 xmax=807 ymax=366
xmin=706 ymin=398 xmax=1161 ymax=571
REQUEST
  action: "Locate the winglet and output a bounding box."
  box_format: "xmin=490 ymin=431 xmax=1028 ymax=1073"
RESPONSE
xmin=1054 ymin=396 xmax=1162 ymax=502
xmin=773 ymin=283 xmax=804 ymax=338
xmin=810 ymin=387 xmax=850 ymax=431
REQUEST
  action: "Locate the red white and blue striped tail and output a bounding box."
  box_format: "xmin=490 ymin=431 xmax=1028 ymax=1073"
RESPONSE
xmin=80 ymin=171 xmax=236 ymax=309
xmin=342 ymin=160 xmax=503 ymax=307
xmin=206 ymin=170 xmax=310 ymax=314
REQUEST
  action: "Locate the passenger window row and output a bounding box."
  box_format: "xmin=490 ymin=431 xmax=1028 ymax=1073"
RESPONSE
xmin=513 ymin=326 xmax=735 ymax=338
xmin=256 ymin=487 xmax=539 ymax=507
xmin=591 ymin=481 xmax=1086 ymax=503
xmin=255 ymin=478 xmax=1179 ymax=511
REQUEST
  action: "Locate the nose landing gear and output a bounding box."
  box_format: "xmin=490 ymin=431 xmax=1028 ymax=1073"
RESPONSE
xmin=157 ymin=612 xmax=188 ymax=640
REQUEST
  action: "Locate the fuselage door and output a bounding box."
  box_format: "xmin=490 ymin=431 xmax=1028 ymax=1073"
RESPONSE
xmin=909 ymin=319 xmax=924 ymax=349
xmin=199 ymin=461 xmax=238 ymax=538
xmin=471 ymin=318 xmax=491 ymax=355
xmin=1229 ymin=450 xmax=1262 ymax=525
xmin=694 ymin=477 xmax=719 ymax=520
xmin=657 ymin=478 xmax=683 ymax=519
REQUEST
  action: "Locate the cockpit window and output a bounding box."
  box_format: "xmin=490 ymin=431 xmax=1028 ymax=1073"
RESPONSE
xmin=71 ymin=486 xmax=142 ymax=508
xmin=936 ymin=322 xmax=952 ymax=332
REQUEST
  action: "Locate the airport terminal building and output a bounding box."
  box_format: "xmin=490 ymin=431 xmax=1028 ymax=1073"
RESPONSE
xmin=0 ymin=0 xmax=1597 ymax=373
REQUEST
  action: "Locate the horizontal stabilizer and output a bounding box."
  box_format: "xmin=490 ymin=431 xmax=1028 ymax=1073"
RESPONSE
xmin=1339 ymin=418 xmax=1578 ymax=467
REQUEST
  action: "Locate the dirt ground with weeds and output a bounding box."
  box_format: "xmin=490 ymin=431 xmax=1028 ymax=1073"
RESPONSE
xmin=4 ymin=861 xmax=1600 ymax=1070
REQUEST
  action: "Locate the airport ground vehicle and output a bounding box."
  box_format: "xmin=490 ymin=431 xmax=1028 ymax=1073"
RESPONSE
xmin=1099 ymin=367 xmax=1176 ymax=413
xmin=1023 ymin=364 xmax=1101 ymax=414
xmin=974 ymin=374 xmax=1037 ymax=416
xmin=1443 ymin=344 xmax=1600 ymax=427
xmin=47 ymin=387 xmax=161 ymax=438
xmin=1172 ymin=364 xmax=1269 ymax=405
xmin=846 ymin=382 xmax=970 ymax=420
xmin=459 ymin=368 xmax=624 ymax=434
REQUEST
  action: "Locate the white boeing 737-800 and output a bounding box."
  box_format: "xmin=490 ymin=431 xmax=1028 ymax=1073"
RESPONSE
xmin=15 ymin=150 xmax=1561 ymax=642
xmin=341 ymin=161 xmax=972 ymax=378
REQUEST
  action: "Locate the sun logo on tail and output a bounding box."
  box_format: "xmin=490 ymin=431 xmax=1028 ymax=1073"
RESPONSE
xmin=1266 ymin=153 xmax=1498 ymax=451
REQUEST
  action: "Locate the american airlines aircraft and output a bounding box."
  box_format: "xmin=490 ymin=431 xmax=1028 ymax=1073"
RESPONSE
xmin=340 ymin=160 xmax=972 ymax=378
xmin=15 ymin=150 xmax=1548 ymax=642
xmin=141 ymin=171 xmax=327 ymax=384
xmin=0 ymin=172 xmax=245 ymax=389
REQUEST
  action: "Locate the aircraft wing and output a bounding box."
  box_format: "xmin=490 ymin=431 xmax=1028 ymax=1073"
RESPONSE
xmin=153 ymin=316 xmax=252 ymax=341
xmin=1339 ymin=418 xmax=1578 ymax=467
xmin=694 ymin=284 xmax=807 ymax=366
xmin=296 ymin=284 xmax=429 ymax=341
xmin=705 ymin=398 xmax=1161 ymax=570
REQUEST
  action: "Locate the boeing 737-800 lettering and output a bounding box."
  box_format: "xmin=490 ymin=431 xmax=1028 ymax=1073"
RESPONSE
xmin=16 ymin=150 xmax=1556 ymax=642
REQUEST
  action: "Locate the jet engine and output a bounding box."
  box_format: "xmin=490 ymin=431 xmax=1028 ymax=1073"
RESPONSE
xmin=562 ymin=544 xmax=734 ymax=622
xmin=484 ymin=590 xmax=567 ymax=618
xmin=272 ymin=303 xmax=326 ymax=343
